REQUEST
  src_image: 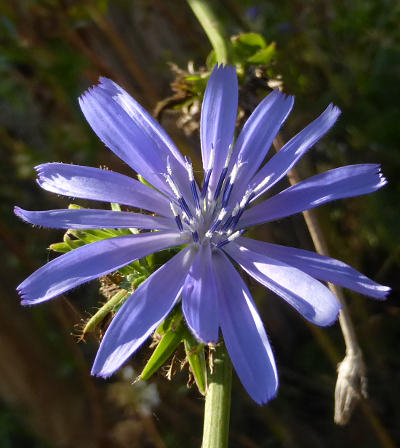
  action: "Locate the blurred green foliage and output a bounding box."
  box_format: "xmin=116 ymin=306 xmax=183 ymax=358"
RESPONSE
xmin=0 ymin=0 xmax=399 ymax=447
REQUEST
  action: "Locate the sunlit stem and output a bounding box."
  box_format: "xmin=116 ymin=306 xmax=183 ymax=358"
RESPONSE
xmin=202 ymin=342 xmax=232 ymax=448
xmin=186 ymin=0 xmax=229 ymax=64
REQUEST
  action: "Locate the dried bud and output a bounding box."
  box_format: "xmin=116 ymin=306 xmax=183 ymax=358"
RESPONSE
xmin=334 ymin=349 xmax=368 ymax=425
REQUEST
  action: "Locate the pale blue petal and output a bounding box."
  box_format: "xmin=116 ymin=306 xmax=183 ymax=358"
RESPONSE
xmin=224 ymin=242 xmax=341 ymax=326
xmin=228 ymin=90 xmax=294 ymax=202
xmin=17 ymin=231 xmax=187 ymax=305
xmin=237 ymin=237 xmax=390 ymax=300
xmin=14 ymin=207 xmax=175 ymax=231
xmin=79 ymin=80 xmax=189 ymax=198
xmin=91 ymin=246 xmax=195 ymax=377
xmin=250 ymin=104 xmax=341 ymax=200
xmin=201 ymin=65 xmax=238 ymax=192
xmin=241 ymin=164 xmax=387 ymax=227
xmin=96 ymin=78 xmax=193 ymax=204
xmin=98 ymin=77 xmax=186 ymax=167
xmin=36 ymin=163 xmax=172 ymax=217
xmin=182 ymin=241 xmax=219 ymax=343
xmin=213 ymin=250 xmax=278 ymax=405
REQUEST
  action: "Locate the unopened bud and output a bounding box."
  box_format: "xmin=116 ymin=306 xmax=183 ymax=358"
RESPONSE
xmin=334 ymin=349 xmax=368 ymax=425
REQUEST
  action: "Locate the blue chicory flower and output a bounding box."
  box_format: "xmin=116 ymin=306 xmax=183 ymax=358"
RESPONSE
xmin=15 ymin=65 xmax=390 ymax=404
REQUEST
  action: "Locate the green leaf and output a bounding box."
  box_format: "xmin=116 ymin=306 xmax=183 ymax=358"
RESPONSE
xmin=231 ymin=33 xmax=267 ymax=60
xmin=183 ymin=330 xmax=207 ymax=395
xmin=49 ymin=242 xmax=71 ymax=253
xmin=140 ymin=311 xmax=185 ymax=381
xmin=247 ymin=42 xmax=276 ymax=65
xmin=63 ymin=233 xmax=85 ymax=251
xmin=80 ymin=289 xmax=130 ymax=340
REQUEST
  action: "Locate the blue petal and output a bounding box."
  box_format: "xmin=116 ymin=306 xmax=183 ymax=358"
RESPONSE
xmin=200 ymin=65 xmax=238 ymax=193
xmin=98 ymin=77 xmax=186 ymax=167
xmin=213 ymin=250 xmax=278 ymax=405
xmin=14 ymin=207 xmax=175 ymax=231
xmin=91 ymin=246 xmax=195 ymax=377
xmin=36 ymin=163 xmax=172 ymax=217
xmin=228 ymin=90 xmax=294 ymax=202
xmin=182 ymin=241 xmax=219 ymax=343
xmin=237 ymin=237 xmax=390 ymax=300
xmin=79 ymin=79 xmax=188 ymax=198
xmin=241 ymin=164 xmax=387 ymax=227
xmin=250 ymin=104 xmax=341 ymax=200
xmin=224 ymin=242 xmax=341 ymax=326
xmin=17 ymin=231 xmax=187 ymax=305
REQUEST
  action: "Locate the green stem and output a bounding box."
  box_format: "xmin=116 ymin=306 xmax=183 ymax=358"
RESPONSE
xmin=186 ymin=0 xmax=228 ymax=64
xmin=202 ymin=342 xmax=232 ymax=448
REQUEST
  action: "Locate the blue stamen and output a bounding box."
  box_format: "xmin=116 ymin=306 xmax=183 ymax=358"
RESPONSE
xmin=178 ymin=197 xmax=193 ymax=220
xmin=201 ymin=169 xmax=212 ymax=199
xmin=213 ymin=167 xmax=228 ymax=201
xmin=191 ymin=180 xmax=200 ymax=210
xmin=192 ymin=231 xmax=199 ymax=243
xmin=221 ymin=215 xmax=234 ymax=231
xmin=175 ymin=215 xmax=183 ymax=231
xmin=229 ymin=192 xmax=255 ymax=231
xmin=222 ymin=180 xmax=234 ymax=207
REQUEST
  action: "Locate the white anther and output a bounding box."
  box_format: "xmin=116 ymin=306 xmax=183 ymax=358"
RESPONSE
xmin=231 ymin=203 xmax=241 ymax=217
xmin=223 ymin=143 xmax=234 ymax=168
xmin=185 ymin=157 xmax=194 ymax=182
xmin=217 ymin=208 xmax=228 ymax=221
xmin=165 ymin=175 xmax=181 ymax=199
xmin=240 ymin=189 xmax=253 ymax=209
xmin=208 ymin=145 xmax=216 ymax=171
xmin=253 ymin=175 xmax=271 ymax=194
xmin=166 ymin=156 xmax=173 ymax=176
xmin=227 ymin=230 xmax=242 ymax=242
xmin=169 ymin=201 xmax=180 ymax=216
xmin=229 ymin=161 xmax=243 ymax=184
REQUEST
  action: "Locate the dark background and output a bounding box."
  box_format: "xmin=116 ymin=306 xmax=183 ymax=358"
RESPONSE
xmin=0 ymin=1 xmax=399 ymax=447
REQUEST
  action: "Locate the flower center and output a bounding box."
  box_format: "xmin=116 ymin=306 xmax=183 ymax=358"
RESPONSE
xmin=166 ymin=154 xmax=254 ymax=249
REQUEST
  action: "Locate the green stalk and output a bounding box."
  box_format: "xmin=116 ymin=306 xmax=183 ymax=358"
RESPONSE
xmin=202 ymin=342 xmax=232 ymax=448
xmin=186 ymin=0 xmax=228 ymax=64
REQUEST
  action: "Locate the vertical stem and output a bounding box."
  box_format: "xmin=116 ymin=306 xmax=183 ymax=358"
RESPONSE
xmin=202 ymin=343 xmax=232 ymax=448
xmin=186 ymin=0 xmax=229 ymax=64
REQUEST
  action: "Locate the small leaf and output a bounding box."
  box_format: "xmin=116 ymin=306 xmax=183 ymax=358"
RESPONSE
xmin=247 ymin=42 xmax=276 ymax=65
xmin=141 ymin=312 xmax=185 ymax=381
xmin=63 ymin=233 xmax=85 ymax=250
xmin=49 ymin=242 xmax=71 ymax=253
xmin=183 ymin=330 xmax=207 ymax=395
xmin=80 ymin=289 xmax=130 ymax=340
xmin=231 ymin=33 xmax=267 ymax=60
xmin=155 ymin=306 xmax=183 ymax=337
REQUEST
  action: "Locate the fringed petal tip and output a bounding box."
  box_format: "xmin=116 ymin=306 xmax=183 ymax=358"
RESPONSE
xmin=377 ymin=166 xmax=388 ymax=188
xmin=213 ymin=62 xmax=236 ymax=72
xmin=326 ymin=103 xmax=342 ymax=119
xmin=374 ymin=285 xmax=391 ymax=300
xmin=34 ymin=163 xmax=59 ymax=189
xmin=17 ymin=287 xmax=34 ymax=307
xmin=14 ymin=206 xmax=27 ymax=222
xmin=255 ymin=385 xmax=279 ymax=406
xmin=90 ymin=367 xmax=112 ymax=379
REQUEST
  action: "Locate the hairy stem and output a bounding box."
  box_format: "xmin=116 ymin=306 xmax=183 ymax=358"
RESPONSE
xmin=202 ymin=343 xmax=232 ymax=448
